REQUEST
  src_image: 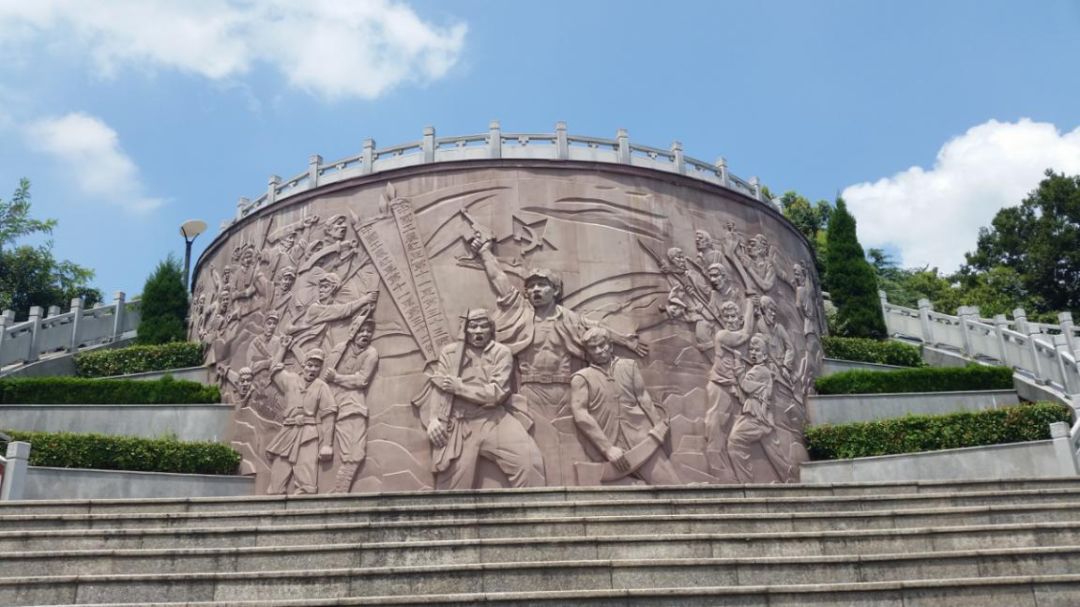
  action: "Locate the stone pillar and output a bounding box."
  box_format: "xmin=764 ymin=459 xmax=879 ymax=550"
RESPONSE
xmin=993 ymin=314 xmax=1010 ymax=366
xmin=26 ymin=306 xmax=42 ymax=363
xmin=716 ymin=157 xmax=729 ymax=187
xmin=0 ymin=441 xmax=31 ymax=501
xmin=958 ymin=306 xmax=979 ymax=357
xmin=1060 ymin=312 xmax=1078 ymax=358
xmin=1053 ymin=334 xmax=1079 ymax=394
xmin=918 ymin=298 xmax=935 ymax=345
xmin=1049 ymin=422 xmax=1079 ymax=476
xmin=422 ymin=126 xmax=436 ymax=163
xmin=671 ymin=141 xmax=684 ymax=174
xmin=267 ymin=175 xmax=281 ymax=205
xmin=46 ymin=305 xmax=60 ymax=318
xmin=111 ymin=292 xmax=126 ymax=341
xmin=616 ymin=128 xmax=630 ymax=164
xmin=68 ymin=297 xmax=83 ymax=352
xmin=236 ymin=197 xmax=249 ymax=221
xmin=750 ymin=176 xmax=761 ymax=201
xmin=1015 ymin=308 xmax=1046 ymax=383
xmin=308 ymin=154 xmax=322 ymax=189
xmin=1013 ymin=308 xmax=1029 ymax=335
xmin=0 ymin=310 xmax=10 ymax=355
xmin=361 ymin=138 xmax=375 ymax=175
xmin=489 ymin=121 xmax=502 ymax=159
xmin=555 ymin=122 xmax=568 ymax=160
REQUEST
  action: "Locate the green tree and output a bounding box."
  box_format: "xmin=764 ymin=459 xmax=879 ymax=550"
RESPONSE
xmin=779 ymin=191 xmax=831 ymax=275
xmin=137 ymin=255 xmax=189 ymax=344
xmin=824 ymin=197 xmax=886 ymax=338
xmin=0 ymin=179 xmax=101 ymax=320
xmin=962 ymin=170 xmax=1080 ymax=314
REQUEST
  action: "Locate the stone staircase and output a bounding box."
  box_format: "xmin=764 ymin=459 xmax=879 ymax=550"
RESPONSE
xmin=2 ymin=479 xmax=1080 ymax=605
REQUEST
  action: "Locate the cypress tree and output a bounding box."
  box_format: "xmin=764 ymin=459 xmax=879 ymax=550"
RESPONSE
xmin=137 ymin=255 xmax=189 ymax=344
xmin=825 ymin=198 xmax=887 ymax=338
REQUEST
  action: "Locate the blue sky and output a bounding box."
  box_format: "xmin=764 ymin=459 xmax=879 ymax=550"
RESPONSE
xmin=1 ymin=0 xmax=1079 ymax=299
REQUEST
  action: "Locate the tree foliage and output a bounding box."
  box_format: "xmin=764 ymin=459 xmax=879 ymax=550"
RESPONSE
xmin=824 ymin=198 xmax=886 ymax=338
xmin=0 ymin=180 xmax=101 ymax=320
xmin=779 ymin=191 xmax=831 ymax=275
xmin=137 ymin=255 xmax=189 ymax=344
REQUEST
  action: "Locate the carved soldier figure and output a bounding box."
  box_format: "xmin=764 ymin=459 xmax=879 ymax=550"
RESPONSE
xmin=324 ymin=315 xmax=379 ymax=492
xmin=263 ymin=215 xmax=319 ymax=278
xmin=754 ymin=295 xmax=795 ymax=385
xmin=664 ymin=246 xmax=710 ymax=300
xmin=727 ymin=333 xmax=794 ymax=481
xmin=265 ymin=340 xmax=337 ymax=494
xmin=244 ymin=311 xmax=283 ymax=421
xmin=412 ymin=309 xmax=545 ymax=490
xmin=217 ymin=365 xmax=258 ymax=409
xmin=570 ymin=328 xmax=680 ymax=485
xmin=739 ymin=234 xmax=779 ymax=294
xmin=469 ymin=233 xmax=646 ymax=485
xmin=703 ymin=298 xmax=756 ymax=478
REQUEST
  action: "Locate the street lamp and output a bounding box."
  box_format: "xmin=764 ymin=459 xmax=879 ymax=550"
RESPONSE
xmin=179 ymin=219 xmax=207 ymax=292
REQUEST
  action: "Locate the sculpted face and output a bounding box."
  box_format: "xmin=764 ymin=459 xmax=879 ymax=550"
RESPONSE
xmin=465 ymin=318 xmax=493 ymax=349
xmin=707 ymin=265 xmax=727 ymax=290
xmin=720 ymin=303 xmax=741 ymax=332
xmin=694 ymin=231 xmax=711 ymax=252
xmin=277 ymin=272 xmax=296 ymax=293
xmin=318 ymin=279 xmax=335 ymax=302
xmin=793 ymin=264 xmax=807 ymax=286
xmin=763 ymin=300 xmax=777 ymax=325
xmin=748 ymin=337 xmax=767 ymax=364
xmin=282 ymin=232 xmax=297 ymax=250
xmin=354 ymin=322 xmax=375 ymax=350
xmin=302 ymin=358 xmax=323 ymax=383
xmin=329 ymin=222 xmax=347 ymax=241
xmin=749 ymin=236 xmax=768 ymax=258
xmin=665 ymin=301 xmax=688 ymax=321
xmin=238 ymin=371 xmax=253 ymax=396
xmin=264 ymin=315 xmax=279 ymax=338
xmin=525 ymin=277 xmax=558 ymax=308
xmin=667 ymin=247 xmax=688 ymax=271
xmin=585 ymin=335 xmax=613 ymax=365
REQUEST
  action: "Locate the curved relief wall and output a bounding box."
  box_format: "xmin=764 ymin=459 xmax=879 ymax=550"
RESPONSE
xmin=191 ymin=161 xmax=826 ymax=494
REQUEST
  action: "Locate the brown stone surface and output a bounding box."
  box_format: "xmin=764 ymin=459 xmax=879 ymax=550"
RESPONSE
xmin=192 ymin=161 xmax=825 ymax=494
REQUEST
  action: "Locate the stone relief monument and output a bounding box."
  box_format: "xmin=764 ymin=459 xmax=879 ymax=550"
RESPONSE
xmin=191 ymin=125 xmax=826 ymax=494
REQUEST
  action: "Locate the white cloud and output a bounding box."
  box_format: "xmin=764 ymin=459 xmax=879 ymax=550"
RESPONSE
xmin=842 ymin=119 xmax=1080 ymax=272
xmin=0 ymin=0 xmax=467 ymax=101
xmin=25 ymin=112 xmax=164 ymax=213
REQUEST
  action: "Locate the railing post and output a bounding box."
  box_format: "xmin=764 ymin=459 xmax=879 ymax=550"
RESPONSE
xmin=1060 ymin=312 xmax=1078 ymax=357
xmin=111 ymin=291 xmax=126 ymax=341
xmin=488 ymin=121 xmax=502 ymax=159
xmin=267 ymin=175 xmax=280 ymax=205
xmin=716 ymin=157 xmax=729 ymax=187
xmin=993 ymin=314 xmax=1010 ymax=365
xmin=1015 ymin=308 xmax=1046 ymax=383
xmin=361 ymin=138 xmax=375 ymax=175
xmin=0 ymin=441 xmax=31 ymax=500
xmin=46 ymin=305 xmax=60 ymax=318
xmin=422 ymin=126 xmax=436 ymax=163
xmin=1053 ymin=334 xmax=1079 ymax=394
xmin=68 ymin=297 xmax=83 ymax=352
xmin=26 ymin=306 xmax=42 ymax=363
xmin=878 ymin=290 xmax=890 ymax=334
xmin=236 ymin=197 xmax=249 ymax=220
xmin=0 ymin=310 xmax=9 ymax=354
xmin=1013 ymin=308 xmax=1029 ymax=335
xmin=750 ymin=176 xmax=762 ymax=201
xmin=308 ymin=154 xmax=322 ymax=189
xmin=555 ymin=121 xmax=568 ymax=160
xmin=616 ymin=128 xmax=630 ymax=164
xmin=918 ymin=298 xmax=935 ymax=344
xmin=671 ymin=141 xmax=684 ymax=174
xmin=958 ymin=306 xmax=978 ymax=357
xmin=1049 ymin=422 xmax=1080 ymax=476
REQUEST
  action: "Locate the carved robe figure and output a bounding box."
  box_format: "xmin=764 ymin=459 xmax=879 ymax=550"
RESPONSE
xmin=412 ymin=310 xmax=545 ymax=490
xmin=265 ymin=343 xmax=337 ymax=494
xmin=470 ymin=234 xmax=646 ymax=485
xmin=727 ymin=334 xmax=794 ymax=482
xmin=570 ymin=328 xmax=680 ymax=485
xmin=703 ymin=298 xmax=755 ymax=478
xmin=324 ymin=316 xmax=378 ymax=493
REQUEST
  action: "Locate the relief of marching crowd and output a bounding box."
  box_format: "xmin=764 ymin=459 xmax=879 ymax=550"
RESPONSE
xmin=191 ymin=203 xmax=821 ymax=495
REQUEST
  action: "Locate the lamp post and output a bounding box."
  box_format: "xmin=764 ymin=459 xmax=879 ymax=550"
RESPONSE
xmin=179 ymin=219 xmax=207 ymax=292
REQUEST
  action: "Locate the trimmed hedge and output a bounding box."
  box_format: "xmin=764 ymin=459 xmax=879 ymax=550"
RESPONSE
xmin=806 ymin=402 xmax=1072 ymax=460
xmin=0 ymin=376 xmax=219 ymax=404
xmin=815 ymin=365 xmax=1014 ymax=395
xmin=74 ymin=342 xmax=205 ymax=378
xmin=822 ymin=336 xmax=923 ymax=368
xmin=0 ymin=429 xmax=240 ymax=475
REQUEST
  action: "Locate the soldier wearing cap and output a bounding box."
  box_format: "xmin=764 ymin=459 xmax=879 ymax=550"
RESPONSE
xmin=265 ymin=339 xmax=338 ymax=494
xmin=468 ymin=233 xmax=647 ymax=485
xmin=324 ymin=315 xmax=379 ymax=492
xmin=412 ymin=309 xmax=545 ymax=490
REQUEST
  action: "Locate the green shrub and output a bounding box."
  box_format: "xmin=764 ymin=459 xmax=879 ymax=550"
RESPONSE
xmin=815 ymin=364 xmax=1013 ymax=395
xmin=824 ymin=198 xmax=887 ymax=338
xmin=0 ymin=376 xmax=219 ymax=404
xmin=74 ymin=342 xmax=205 ymax=378
xmin=806 ymin=402 xmax=1072 ymax=460
xmin=822 ymin=336 xmax=924 ymax=367
xmin=0 ymin=430 xmax=240 ymax=475
xmin=137 ymin=255 xmax=189 ymax=344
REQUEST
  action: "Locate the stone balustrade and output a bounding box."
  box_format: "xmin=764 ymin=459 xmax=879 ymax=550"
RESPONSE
xmin=225 ymin=121 xmax=772 ymax=229
xmin=0 ymin=435 xmax=30 ymax=500
xmin=0 ymin=293 xmax=141 ymax=371
xmin=880 ymin=292 xmax=1080 ymax=473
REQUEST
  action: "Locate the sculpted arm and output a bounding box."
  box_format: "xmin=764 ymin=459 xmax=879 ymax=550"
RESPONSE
xmin=332 ymin=349 xmax=379 ymax=390
xmin=317 ymin=383 xmax=337 ymax=458
xmin=452 ymin=348 xmax=511 ymax=406
xmin=476 ymin=241 xmax=517 ymax=301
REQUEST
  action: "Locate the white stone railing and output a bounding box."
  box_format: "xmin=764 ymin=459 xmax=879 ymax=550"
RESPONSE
xmin=0 ymin=292 xmax=141 ymax=370
xmin=0 ymin=435 xmax=30 ymax=501
xmin=879 ymin=292 xmax=1080 ymax=472
xmin=224 ymin=121 xmax=773 ymax=229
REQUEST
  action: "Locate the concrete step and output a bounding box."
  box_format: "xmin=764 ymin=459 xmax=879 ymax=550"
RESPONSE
xmin=2 ymin=552 xmax=1079 ymax=606
xmin=6 ymin=486 xmax=1079 ymax=531
xmin=2 ymin=520 xmax=1077 ymax=575
xmin=4 ymin=477 xmax=1079 ymax=516
xmin=2 ymin=501 xmax=1078 ymax=553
